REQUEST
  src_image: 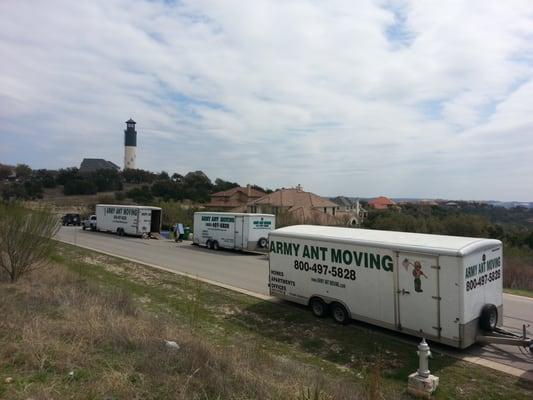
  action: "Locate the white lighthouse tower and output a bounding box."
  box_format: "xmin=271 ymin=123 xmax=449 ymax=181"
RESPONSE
xmin=124 ymin=118 xmax=137 ymax=169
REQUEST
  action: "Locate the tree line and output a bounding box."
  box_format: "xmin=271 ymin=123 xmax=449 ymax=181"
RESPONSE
xmin=0 ymin=164 xmax=271 ymax=204
xmin=363 ymin=204 xmax=533 ymax=251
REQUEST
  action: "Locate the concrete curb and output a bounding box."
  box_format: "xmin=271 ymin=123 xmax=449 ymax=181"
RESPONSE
xmin=56 ymin=238 xmax=533 ymax=382
xmin=503 ymin=292 xmax=533 ymax=301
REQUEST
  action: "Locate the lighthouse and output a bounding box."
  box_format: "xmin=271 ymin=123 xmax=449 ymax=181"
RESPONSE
xmin=124 ymin=118 xmax=137 ymax=169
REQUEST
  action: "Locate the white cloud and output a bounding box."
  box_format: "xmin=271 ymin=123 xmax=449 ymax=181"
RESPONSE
xmin=0 ymin=0 xmax=532 ymax=200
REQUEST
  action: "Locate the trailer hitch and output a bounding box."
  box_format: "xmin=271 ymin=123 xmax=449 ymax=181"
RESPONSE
xmin=476 ymin=324 xmax=533 ymax=357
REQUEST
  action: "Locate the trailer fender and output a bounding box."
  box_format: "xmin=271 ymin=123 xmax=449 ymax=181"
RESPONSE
xmin=309 ymin=297 xmax=329 ymax=318
xmin=310 ymin=296 xmax=351 ymax=324
xmin=331 ymin=302 xmax=350 ymax=325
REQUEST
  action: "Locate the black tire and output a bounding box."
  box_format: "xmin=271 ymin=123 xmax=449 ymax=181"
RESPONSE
xmin=310 ymin=297 xmax=328 ymax=318
xmin=206 ymin=240 xmax=213 ymax=249
xmin=212 ymin=241 xmax=219 ymax=250
xmin=117 ymin=228 xmax=124 ymax=237
xmin=82 ymin=225 xmax=86 ymax=231
xmin=479 ymin=304 xmax=498 ymax=332
xmin=331 ymin=303 xmax=349 ymax=325
xmin=258 ymin=237 xmax=268 ymax=248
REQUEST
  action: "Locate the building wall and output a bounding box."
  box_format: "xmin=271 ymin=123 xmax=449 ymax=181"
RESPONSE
xmin=124 ymin=146 xmax=136 ymax=169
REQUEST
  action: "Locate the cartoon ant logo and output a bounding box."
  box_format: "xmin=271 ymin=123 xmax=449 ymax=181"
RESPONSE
xmin=402 ymin=258 xmax=428 ymax=293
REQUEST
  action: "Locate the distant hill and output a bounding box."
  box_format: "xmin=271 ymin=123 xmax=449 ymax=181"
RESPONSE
xmin=330 ymin=196 xmax=533 ymax=209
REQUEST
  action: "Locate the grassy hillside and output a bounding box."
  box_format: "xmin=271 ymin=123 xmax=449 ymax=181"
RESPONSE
xmin=1 ymin=243 xmax=532 ymax=399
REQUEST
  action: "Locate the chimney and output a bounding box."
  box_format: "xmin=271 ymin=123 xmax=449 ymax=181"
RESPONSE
xmin=246 ymin=184 xmax=251 ymax=197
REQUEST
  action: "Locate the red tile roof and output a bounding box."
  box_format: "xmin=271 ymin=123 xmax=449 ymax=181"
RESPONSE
xmin=368 ymin=196 xmax=396 ymax=209
xmin=250 ymin=189 xmax=338 ymax=209
xmin=212 ymin=186 xmax=265 ymax=198
xmin=206 ymin=186 xmax=266 ymax=209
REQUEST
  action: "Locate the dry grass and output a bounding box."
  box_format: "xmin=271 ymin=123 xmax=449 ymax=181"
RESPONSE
xmin=0 ymin=264 xmax=366 ymax=400
xmin=2 ymin=245 xmax=532 ymax=399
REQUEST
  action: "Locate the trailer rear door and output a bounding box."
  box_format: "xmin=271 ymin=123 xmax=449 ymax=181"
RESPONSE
xmin=234 ymin=216 xmax=244 ymax=249
xmin=397 ymin=252 xmax=441 ymax=338
xmin=138 ymin=209 xmax=152 ymax=235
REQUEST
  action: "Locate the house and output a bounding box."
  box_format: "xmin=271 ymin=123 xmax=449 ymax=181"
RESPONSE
xmin=247 ymin=185 xmax=344 ymax=224
xmin=368 ymin=196 xmax=396 ymax=210
xmin=331 ymin=196 xmax=367 ymax=226
xmin=205 ymin=185 xmax=266 ymax=211
xmin=79 ymin=158 xmax=120 ymax=173
xmin=332 ymin=196 xmax=355 ymax=212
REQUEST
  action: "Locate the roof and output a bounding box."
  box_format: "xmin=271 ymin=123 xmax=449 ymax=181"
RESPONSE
xmin=212 ymin=186 xmax=266 ymax=198
xmin=80 ymin=158 xmax=120 ymax=172
xmin=125 ymin=118 xmax=136 ymax=124
xmin=368 ymin=196 xmax=396 ymax=209
xmin=250 ymin=188 xmax=338 ymax=209
xmin=97 ymin=204 xmax=161 ymax=210
xmin=195 ymin=212 xmax=274 ymax=217
xmin=205 ymin=200 xmax=246 ymax=208
xmin=270 ymin=225 xmax=501 ymax=257
xmin=332 ymin=196 xmax=355 ymax=207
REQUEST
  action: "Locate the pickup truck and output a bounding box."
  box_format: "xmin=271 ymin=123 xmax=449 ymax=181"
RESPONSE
xmin=82 ymin=215 xmax=97 ymax=231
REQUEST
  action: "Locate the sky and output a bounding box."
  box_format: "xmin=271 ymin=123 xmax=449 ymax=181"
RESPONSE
xmin=1 ymin=0 xmax=533 ymax=201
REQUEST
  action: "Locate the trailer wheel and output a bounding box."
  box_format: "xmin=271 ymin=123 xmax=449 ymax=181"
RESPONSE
xmin=310 ymin=297 xmax=328 ymax=318
xmin=212 ymin=241 xmax=219 ymax=250
xmin=331 ymin=303 xmax=349 ymax=325
xmin=206 ymin=240 xmax=213 ymax=249
xmin=258 ymin=237 xmax=268 ymax=248
xmin=479 ymin=304 xmax=498 ymax=332
xmin=82 ymin=225 xmax=86 ymax=231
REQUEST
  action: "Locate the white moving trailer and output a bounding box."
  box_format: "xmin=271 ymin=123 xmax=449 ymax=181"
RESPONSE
xmin=95 ymin=204 xmax=162 ymax=237
xmin=193 ymin=212 xmax=275 ymax=252
xmin=268 ymin=225 xmax=505 ymax=349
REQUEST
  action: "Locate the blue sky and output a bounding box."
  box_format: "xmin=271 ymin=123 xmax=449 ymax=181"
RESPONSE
xmin=1 ymin=0 xmax=533 ymax=201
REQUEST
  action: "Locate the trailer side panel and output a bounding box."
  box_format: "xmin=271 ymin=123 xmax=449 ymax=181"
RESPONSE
xmin=269 ymin=234 xmax=396 ymax=327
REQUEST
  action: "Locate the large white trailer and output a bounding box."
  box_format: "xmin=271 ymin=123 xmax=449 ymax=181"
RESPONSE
xmin=95 ymin=204 xmax=162 ymax=237
xmin=268 ymin=225 xmax=511 ymax=349
xmin=193 ymin=212 xmax=275 ymax=252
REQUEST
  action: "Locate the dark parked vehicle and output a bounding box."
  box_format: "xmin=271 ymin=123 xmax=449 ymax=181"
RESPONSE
xmin=62 ymin=213 xmax=81 ymax=226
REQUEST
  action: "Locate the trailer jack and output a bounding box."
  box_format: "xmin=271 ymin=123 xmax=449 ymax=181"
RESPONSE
xmin=476 ymin=324 xmax=533 ymax=357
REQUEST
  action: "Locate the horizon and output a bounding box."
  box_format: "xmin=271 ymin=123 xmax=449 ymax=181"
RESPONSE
xmin=2 ymin=159 xmax=532 ymax=204
xmin=1 ymin=1 xmax=532 ymax=202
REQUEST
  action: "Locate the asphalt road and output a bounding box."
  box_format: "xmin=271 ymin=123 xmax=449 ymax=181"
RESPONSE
xmin=57 ymin=227 xmax=533 ymax=376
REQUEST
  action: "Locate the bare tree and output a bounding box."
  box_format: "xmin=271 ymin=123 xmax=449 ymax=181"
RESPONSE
xmin=0 ymin=203 xmax=60 ymax=282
